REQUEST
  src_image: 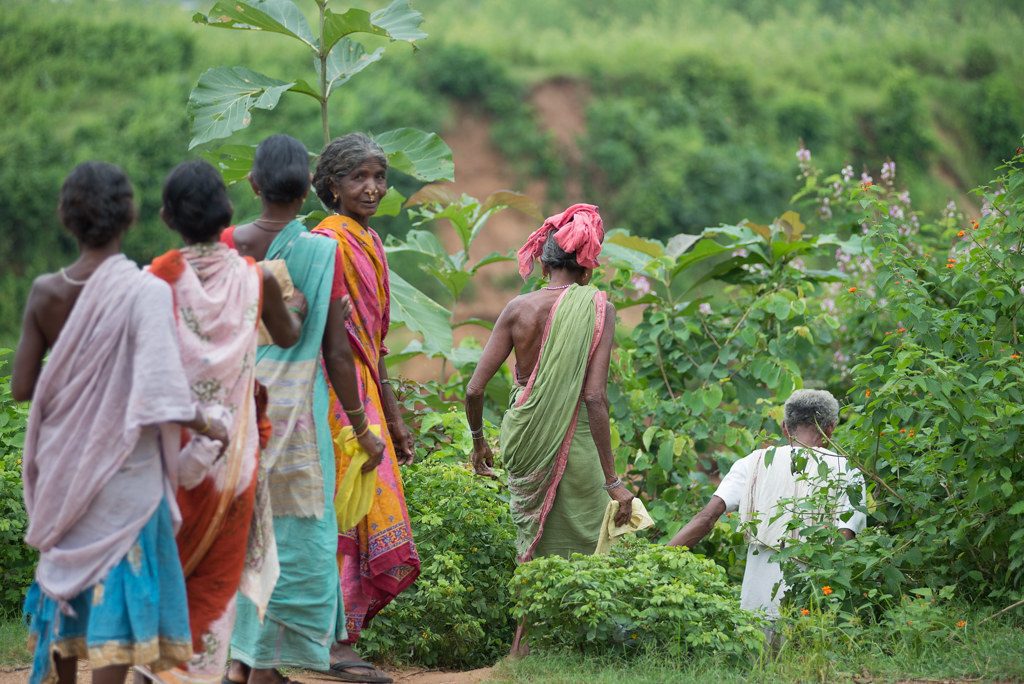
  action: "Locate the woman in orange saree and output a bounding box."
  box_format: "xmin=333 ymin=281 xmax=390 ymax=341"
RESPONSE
xmin=311 ymin=133 xmax=419 ymax=683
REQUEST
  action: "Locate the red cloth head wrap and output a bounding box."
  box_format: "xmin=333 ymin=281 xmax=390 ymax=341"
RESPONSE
xmin=517 ymin=203 xmax=604 ymax=279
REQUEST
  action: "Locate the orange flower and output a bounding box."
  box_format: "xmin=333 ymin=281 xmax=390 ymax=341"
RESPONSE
xmin=865 ymin=389 xmax=872 ymax=398
xmin=947 ymin=257 xmax=957 ymax=263
xmin=956 ymin=620 xmax=967 ymax=628
xmin=972 ymin=219 xmax=980 ymax=230
xmin=909 ymin=428 xmax=917 ymax=437
xmin=899 ymin=428 xmax=907 ymax=434
xmin=898 ymin=327 xmax=907 ymax=333
xmin=801 ymin=609 xmax=810 ymax=616
xmin=1012 ymin=354 xmax=1021 ymax=360
xmin=957 ymin=230 xmax=966 ymax=237
xmin=1017 ymin=147 xmax=1024 ymax=156
xmin=822 ymin=585 xmax=833 ymax=596
xmin=848 ymin=286 xmax=858 ymax=293
xmin=861 ymin=181 xmax=873 ymax=190
xmin=946 ymin=264 xmax=955 ymax=269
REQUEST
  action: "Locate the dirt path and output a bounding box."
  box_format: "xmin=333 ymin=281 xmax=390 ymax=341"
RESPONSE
xmin=0 ymin=663 xmax=494 ymax=683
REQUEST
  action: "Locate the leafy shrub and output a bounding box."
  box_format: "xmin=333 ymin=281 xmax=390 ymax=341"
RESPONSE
xmin=962 ymin=44 xmax=999 ymax=80
xmin=965 ymin=74 xmax=1024 ymax=163
xmin=774 ymin=92 xmax=835 ymax=150
xmin=865 ymin=71 xmax=935 ymax=168
xmin=511 ymin=538 xmax=764 ymax=659
xmin=359 ymin=440 xmax=516 ymax=668
xmin=0 ymin=350 xmax=34 ymax=615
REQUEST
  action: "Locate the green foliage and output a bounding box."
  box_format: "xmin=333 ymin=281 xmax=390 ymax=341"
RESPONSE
xmin=511 ymin=538 xmax=764 ymax=659
xmin=597 ymin=216 xmax=845 ymax=546
xmin=965 ymin=73 xmax=1024 ymax=164
xmin=866 ymin=71 xmax=935 ymax=168
xmin=360 ymin=443 xmax=516 ymax=667
xmin=0 ymin=350 xmax=34 ymax=615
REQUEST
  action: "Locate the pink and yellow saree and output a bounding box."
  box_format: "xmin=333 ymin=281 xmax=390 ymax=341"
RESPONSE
xmin=312 ymin=214 xmax=420 ymax=641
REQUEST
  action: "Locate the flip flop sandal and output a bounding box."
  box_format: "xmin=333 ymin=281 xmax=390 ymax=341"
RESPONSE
xmin=317 ymin=660 xmax=394 ymax=683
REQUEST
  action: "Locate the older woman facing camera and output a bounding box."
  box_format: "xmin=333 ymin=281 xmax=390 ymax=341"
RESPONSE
xmin=310 ymin=133 xmax=419 ymax=684
xmin=465 ymin=204 xmax=635 ymax=565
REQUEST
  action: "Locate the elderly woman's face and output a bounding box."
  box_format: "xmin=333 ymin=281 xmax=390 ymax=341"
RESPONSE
xmin=334 ymin=159 xmax=387 ymax=222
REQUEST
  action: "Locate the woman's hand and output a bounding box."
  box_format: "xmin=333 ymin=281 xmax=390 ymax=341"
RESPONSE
xmin=358 ymin=430 xmax=386 ymax=474
xmin=389 ymin=419 xmax=416 ymax=466
xmin=285 ymin=287 xmax=307 ymax=321
xmin=336 ymin=294 xmax=353 ymax=320
xmin=608 ymin=482 xmax=635 ymax=527
xmin=472 ymin=442 xmax=497 ymax=479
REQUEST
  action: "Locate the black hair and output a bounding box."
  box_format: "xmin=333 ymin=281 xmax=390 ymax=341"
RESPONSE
xmin=540 ymin=231 xmax=583 ymax=272
xmin=252 ymin=134 xmax=311 ymax=204
xmin=161 ymin=159 xmax=233 ymax=242
xmin=312 ymin=132 xmax=388 ymax=211
xmin=58 ymin=161 xmax=135 ymax=247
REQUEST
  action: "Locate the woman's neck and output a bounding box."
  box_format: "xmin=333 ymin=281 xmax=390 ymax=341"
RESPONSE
xmin=546 ymin=270 xmax=582 ymax=289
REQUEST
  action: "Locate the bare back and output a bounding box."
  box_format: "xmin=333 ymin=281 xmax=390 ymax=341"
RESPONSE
xmin=504 ymin=289 xmax=568 ymax=383
xmin=228 ymin=223 xmax=278 ymax=261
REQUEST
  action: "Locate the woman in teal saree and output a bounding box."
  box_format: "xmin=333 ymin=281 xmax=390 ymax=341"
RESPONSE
xmin=465 ymin=204 xmax=634 ymax=564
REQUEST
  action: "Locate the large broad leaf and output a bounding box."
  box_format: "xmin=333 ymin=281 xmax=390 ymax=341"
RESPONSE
xmin=388 ymin=269 xmax=453 ymax=356
xmin=374 ymin=186 xmax=406 ymax=217
xmin=201 ymin=144 xmax=256 ymax=184
xmin=315 ymin=38 xmax=384 ymax=98
xmin=194 ymin=0 xmax=316 ymax=50
xmin=322 ymin=0 xmax=426 ymax=54
xmin=606 ymin=230 xmax=665 ymax=259
xmin=374 ymin=128 xmax=454 ymax=182
xmin=188 ymin=67 xmax=294 ymax=149
xmin=480 ymin=190 xmax=542 ymax=220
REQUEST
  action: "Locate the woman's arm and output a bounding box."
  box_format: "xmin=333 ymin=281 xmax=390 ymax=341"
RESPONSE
xmin=322 ymin=295 xmax=385 ymax=472
xmin=259 ymin=269 xmax=303 ymax=348
xmin=465 ymin=305 xmax=515 ymax=477
xmin=11 ymin=284 xmax=47 ymax=401
xmin=583 ymin=300 xmax=633 ymax=526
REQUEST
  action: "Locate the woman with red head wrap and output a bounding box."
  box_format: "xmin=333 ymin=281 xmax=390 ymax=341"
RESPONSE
xmin=466 ymin=203 xmax=633 ymax=569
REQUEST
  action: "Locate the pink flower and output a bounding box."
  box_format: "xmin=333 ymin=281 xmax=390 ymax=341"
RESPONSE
xmin=630 ymin=275 xmax=651 ymax=296
xmin=841 ymin=165 xmax=854 ymax=182
xmin=796 ymin=147 xmax=811 ymax=163
xmin=699 ymin=302 xmax=713 ymax=316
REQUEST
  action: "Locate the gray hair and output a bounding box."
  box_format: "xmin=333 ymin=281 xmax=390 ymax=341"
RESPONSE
xmin=540 ymin=231 xmax=583 ymax=272
xmin=312 ymin=132 xmax=388 ymax=211
xmin=783 ymin=389 xmax=839 ymax=431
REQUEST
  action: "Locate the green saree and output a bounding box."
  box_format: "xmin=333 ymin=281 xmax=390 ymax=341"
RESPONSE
xmin=501 ymin=284 xmax=609 ymax=562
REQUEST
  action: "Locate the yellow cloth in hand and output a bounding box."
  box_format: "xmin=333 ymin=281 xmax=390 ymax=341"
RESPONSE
xmin=595 ymin=498 xmax=655 ymax=554
xmin=333 ymin=424 xmax=381 ymax=532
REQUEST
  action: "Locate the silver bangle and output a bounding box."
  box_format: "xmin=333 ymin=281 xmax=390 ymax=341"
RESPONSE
xmin=602 ymin=478 xmax=622 ymax=491
xmin=470 ymin=426 xmax=485 ymax=438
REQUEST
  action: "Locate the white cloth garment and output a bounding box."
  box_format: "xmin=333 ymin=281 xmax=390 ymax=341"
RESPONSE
xmin=713 ymin=444 xmax=867 ymax=617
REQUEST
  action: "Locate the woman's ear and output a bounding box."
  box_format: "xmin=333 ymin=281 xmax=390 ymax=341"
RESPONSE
xmin=159 ymin=205 xmax=171 ymax=228
xmin=247 ymin=173 xmax=260 ymax=196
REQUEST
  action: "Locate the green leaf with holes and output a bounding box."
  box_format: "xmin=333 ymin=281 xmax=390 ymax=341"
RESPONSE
xmin=188 ymin=67 xmax=294 ymax=149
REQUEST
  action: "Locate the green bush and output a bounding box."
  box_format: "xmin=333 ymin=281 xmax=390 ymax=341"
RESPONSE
xmin=965 ymin=74 xmax=1024 ymax=163
xmin=0 ymin=351 xmax=34 ymax=615
xmin=359 ymin=456 xmax=516 ymax=668
xmin=511 ymin=538 xmax=764 ymax=659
